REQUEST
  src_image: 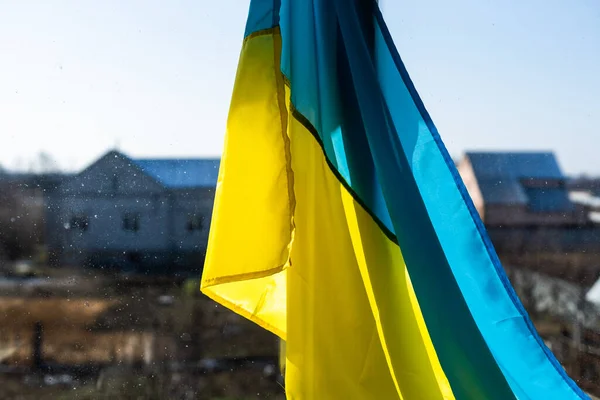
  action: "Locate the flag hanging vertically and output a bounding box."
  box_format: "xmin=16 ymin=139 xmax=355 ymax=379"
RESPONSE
xmin=201 ymin=1 xmax=588 ymax=399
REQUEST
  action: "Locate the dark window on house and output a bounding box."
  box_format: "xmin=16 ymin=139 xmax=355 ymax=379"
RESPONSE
xmin=122 ymin=212 xmax=140 ymax=232
xmin=70 ymin=215 xmax=89 ymax=231
xmin=186 ymin=214 xmax=204 ymax=232
xmin=112 ymin=175 xmax=119 ymax=191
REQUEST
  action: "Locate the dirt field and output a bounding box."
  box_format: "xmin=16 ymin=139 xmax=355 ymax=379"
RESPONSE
xmin=0 ymin=271 xmax=282 ymax=399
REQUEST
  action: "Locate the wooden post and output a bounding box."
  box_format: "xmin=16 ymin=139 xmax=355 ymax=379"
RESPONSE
xmin=32 ymin=322 xmax=43 ymax=370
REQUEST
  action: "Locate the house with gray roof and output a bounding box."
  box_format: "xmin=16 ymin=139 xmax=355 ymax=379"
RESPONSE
xmin=457 ymin=152 xmax=600 ymax=285
xmin=45 ymin=150 xmax=219 ymax=274
xmin=457 ymin=151 xmax=587 ymax=227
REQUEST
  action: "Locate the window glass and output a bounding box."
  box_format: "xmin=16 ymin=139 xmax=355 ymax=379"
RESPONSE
xmin=122 ymin=212 xmax=140 ymax=232
xmin=186 ymin=214 xmax=204 ymax=232
xmin=0 ymin=1 xmax=597 ymax=398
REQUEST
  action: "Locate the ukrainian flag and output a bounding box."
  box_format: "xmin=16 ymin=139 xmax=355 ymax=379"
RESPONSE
xmin=201 ymin=1 xmax=588 ymax=399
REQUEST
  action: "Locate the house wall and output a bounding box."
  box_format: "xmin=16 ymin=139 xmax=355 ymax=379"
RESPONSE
xmin=159 ymin=188 xmax=215 ymax=272
xmin=457 ymin=157 xmax=485 ymax=220
xmin=484 ymin=205 xmax=588 ymax=227
xmin=51 ymin=194 xmax=171 ymax=265
xmin=171 ymin=187 xmax=215 ymax=253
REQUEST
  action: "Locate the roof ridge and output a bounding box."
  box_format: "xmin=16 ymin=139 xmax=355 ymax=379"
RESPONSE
xmin=130 ymin=158 xmax=220 ymax=189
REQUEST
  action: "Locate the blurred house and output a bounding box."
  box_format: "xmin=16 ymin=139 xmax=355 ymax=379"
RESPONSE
xmin=458 ymin=152 xmax=600 ymax=283
xmin=457 ymin=151 xmax=586 ymax=227
xmin=46 ymin=151 xmax=219 ymax=273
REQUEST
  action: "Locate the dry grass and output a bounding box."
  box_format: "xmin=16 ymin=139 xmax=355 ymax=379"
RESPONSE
xmin=0 ymin=274 xmax=282 ymax=398
xmin=0 ymin=297 xmax=114 ymax=328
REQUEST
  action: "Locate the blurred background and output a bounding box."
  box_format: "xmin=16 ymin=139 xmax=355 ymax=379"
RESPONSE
xmin=0 ymin=0 xmax=598 ymax=399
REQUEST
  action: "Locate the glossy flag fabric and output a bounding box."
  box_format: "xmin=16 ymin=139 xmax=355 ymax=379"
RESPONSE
xmin=200 ymin=1 xmax=588 ymax=399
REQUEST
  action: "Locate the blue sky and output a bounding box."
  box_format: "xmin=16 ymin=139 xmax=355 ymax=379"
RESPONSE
xmin=0 ymin=0 xmax=598 ymax=174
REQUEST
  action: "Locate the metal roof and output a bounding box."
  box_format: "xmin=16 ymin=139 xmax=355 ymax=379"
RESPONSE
xmin=478 ymin=180 xmax=528 ymax=205
xmin=466 ymin=152 xmax=572 ymax=211
xmin=467 ymin=152 xmax=564 ymax=181
xmin=132 ymin=158 xmax=220 ymax=189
